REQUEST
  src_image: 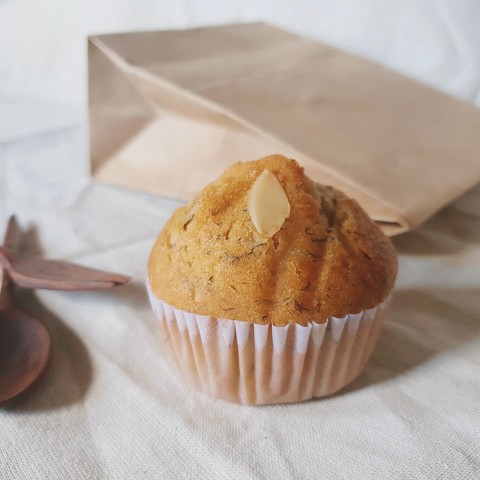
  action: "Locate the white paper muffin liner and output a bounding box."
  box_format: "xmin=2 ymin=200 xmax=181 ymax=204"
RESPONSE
xmin=147 ymin=281 xmax=388 ymax=405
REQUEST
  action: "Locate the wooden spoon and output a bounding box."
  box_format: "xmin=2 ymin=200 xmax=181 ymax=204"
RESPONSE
xmin=0 ymin=269 xmax=51 ymax=405
xmin=0 ymin=216 xmax=130 ymax=291
xmin=0 ymin=247 xmax=130 ymax=290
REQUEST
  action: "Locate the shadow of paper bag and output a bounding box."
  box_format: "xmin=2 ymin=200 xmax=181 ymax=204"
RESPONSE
xmin=88 ymin=23 xmax=480 ymax=236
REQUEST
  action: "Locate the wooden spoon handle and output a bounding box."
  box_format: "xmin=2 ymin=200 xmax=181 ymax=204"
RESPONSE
xmin=6 ymin=256 xmax=131 ymax=291
xmin=3 ymin=216 xmax=22 ymax=250
xmin=0 ymin=268 xmax=13 ymax=309
xmin=0 ymin=247 xmax=130 ymax=291
xmin=1 ymin=216 xmax=131 ymax=291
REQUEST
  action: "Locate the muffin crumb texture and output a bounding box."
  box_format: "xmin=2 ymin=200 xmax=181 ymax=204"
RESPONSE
xmin=148 ymin=155 xmax=397 ymax=326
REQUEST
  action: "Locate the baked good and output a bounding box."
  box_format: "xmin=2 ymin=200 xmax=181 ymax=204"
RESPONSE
xmin=147 ymin=154 xmax=397 ymax=404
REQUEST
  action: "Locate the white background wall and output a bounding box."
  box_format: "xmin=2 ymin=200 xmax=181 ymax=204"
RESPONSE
xmin=1 ymin=0 xmax=480 ymax=110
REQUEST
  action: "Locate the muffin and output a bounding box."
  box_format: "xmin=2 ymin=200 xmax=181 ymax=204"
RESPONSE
xmin=147 ymin=154 xmax=397 ymax=405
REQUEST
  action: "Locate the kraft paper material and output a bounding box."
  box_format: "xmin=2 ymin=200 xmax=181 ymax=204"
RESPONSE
xmin=88 ymin=23 xmax=480 ymax=236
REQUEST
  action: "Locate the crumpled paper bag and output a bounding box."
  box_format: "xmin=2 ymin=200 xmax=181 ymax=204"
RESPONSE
xmin=88 ymin=22 xmax=480 ymax=236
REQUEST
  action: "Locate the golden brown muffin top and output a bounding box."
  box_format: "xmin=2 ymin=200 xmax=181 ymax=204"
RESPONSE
xmin=148 ymin=155 xmax=397 ymax=326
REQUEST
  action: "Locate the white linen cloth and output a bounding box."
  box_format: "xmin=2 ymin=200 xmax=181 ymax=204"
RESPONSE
xmin=0 ymin=123 xmax=479 ymax=480
xmin=1 ymin=1 xmax=480 ymax=477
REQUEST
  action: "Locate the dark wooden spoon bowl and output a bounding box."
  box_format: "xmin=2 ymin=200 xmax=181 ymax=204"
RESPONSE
xmin=0 ymin=272 xmax=50 ymax=405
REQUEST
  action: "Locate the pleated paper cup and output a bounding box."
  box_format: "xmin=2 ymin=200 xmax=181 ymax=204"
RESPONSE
xmin=147 ymin=282 xmax=388 ymax=405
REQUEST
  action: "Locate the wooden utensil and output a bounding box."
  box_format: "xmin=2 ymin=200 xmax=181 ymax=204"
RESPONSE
xmin=0 ymin=216 xmax=131 ymax=290
xmin=0 ymin=269 xmax=51 ymax=405
xmin=0 ymin=247 xmax=130 ymax=290
xmin=0 ymin=218 xmax=51 ymax=405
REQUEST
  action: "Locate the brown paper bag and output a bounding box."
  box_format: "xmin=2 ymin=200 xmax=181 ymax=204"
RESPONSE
xmin=88 ymin=22 xmax=480 ymax=236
